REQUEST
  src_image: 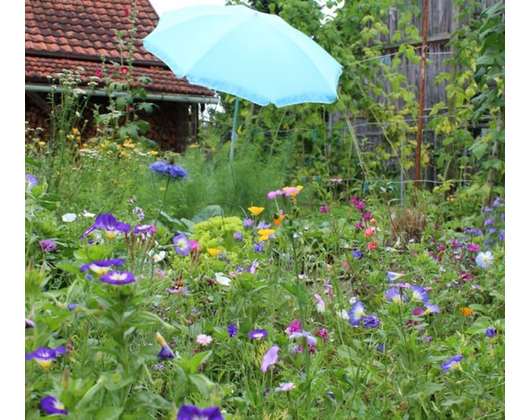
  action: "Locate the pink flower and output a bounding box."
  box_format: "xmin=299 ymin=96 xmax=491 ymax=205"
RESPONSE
xmin=367 ymin=241 xmax=378 ymax=251
xmin=261 ymin=345 xmax=279 ymax=372
xmin=364 ymin=227 xmax=375 ymax=238
xmin=319 ymin=205 xmax=330 ymax=213
xmin=196 ymin=334 xmax=212 ymax=346
xmin=95 ymin=68 xmax=103 ymax=78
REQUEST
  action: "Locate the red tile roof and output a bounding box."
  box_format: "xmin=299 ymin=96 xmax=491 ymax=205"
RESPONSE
xmin=25 ymin=0 xmax=215 ymax=99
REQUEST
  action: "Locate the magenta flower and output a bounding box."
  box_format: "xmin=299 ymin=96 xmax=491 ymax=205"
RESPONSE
xmin=314 ymin=328 xmax=328 ymax=343
xmin=248 ymin=329 xmax=268 ymax=340
xmin=100 ymin=270 xmax=135 ymax=285
xmin=441 ymin=355 xmax=463 ymax=373
xmin=290 ymin=331 xmax=317 ymax=346
xmin=40 ymin=395 xmax=68 ymax=415
xmin=261 ymin=345 xmax=280 ymax=372
xmin=177 ymin=405 xmax=223 ymax=420
xmin=25 ymin=346 xmax=66 ymax=371
xmin=319 ymin=205 xmax=330 ymax=213
xmin=284 ymin=319 xmax=302 ymax=334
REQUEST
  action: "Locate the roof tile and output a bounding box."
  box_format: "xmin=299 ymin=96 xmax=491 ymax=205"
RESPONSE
xmin=25 ymin=0 xmax=215 ymax=98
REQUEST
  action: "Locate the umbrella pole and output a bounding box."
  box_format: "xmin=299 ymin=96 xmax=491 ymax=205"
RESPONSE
xmin=229 ymin=97 xmax=240 ymax=165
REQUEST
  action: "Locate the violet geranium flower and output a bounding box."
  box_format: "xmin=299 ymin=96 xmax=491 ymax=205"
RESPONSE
xmin=261 ymin=345 xmax=280 ymax=373
xmin=40 ymin=395 xmax=68 ymax=415
xmin=81 ymin=213 xmax=131 ymax=239
xmin=177 ymin=405 xmax=223 ymax=420
xmin=25 ymin=346 xmax=66 ymax=371
xmin=100 ymin=270 xmax=136 ymax=285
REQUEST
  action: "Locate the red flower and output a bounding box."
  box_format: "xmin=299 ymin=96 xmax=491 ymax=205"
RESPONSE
xmin=367 ymin=241 xmax=378 ymax=251
xmin=95 ymin=68 xmax=103 ymax=77
xmin=120 ymin=66 xmax=129 ymax=76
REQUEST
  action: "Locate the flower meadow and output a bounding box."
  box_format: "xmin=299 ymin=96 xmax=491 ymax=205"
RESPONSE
xmin=24 ymin=155 xmax=505 ymax=419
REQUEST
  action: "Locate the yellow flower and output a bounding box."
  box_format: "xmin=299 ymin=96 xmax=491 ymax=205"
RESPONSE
xmin=150 ymin=150 xmax=159 ymax=156
xmin=282 ymin=185 xmax=304 ymax=196
xmin=258 ymin=229 xmax=275 ymax=241
xmin=207 ymin=248 xmax=221 ymax=257
xmin=248 ymin=206 xmax=265 ymax=216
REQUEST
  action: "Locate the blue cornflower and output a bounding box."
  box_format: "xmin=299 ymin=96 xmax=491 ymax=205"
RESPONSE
xmin=150 ymin=161 xmax=188 ymax=178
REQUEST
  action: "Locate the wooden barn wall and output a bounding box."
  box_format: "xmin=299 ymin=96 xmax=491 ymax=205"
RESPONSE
xmin=332 ymin=0 xmax=501 ymax=180
xmin=25 ymin=92 xmax=198 ymax=153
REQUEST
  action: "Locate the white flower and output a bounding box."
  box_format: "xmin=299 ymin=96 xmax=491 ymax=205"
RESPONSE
xmin=196 ymin=334 xmax=213 ymax=346
xmin=476 ymin=250 xmax=494 ymax=268
xmin=152 ymin=251 xmax=166 ymax=263
xmin=62 ymin=213 xmax=77 ymax=222
xmin=82 ymin=210 xmax=95 ymax=218
xmin=214 ymin=272 xmax=231 ymax=286
xmin=336 ymin=309 xmax=349 ymax=320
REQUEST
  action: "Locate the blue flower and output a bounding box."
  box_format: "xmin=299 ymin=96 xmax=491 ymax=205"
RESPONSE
xmin=150 ymin=161 xmax=188 ymax=178
xmin=441 ymin=354 xmax=463 ymax=373
xmin=476 ymin=250 xmax=494 ymax=268
xmin=155 ymin=332 xmax=176 ymax=359
xmin=485 ymin=328 xmax=497 ymax=338
xmin=387 ymin=271 xmax=405 ymax=282
xmin=248 ymin=329 xmax=268 ymax=340
xmin=227 ymin=324 xmax=238 ymax=338
xmin=173 ymin=233 xmax=192 ymax=256
xmin=25 ymin=346 xmax=66 ymax=371
xmin=385 ymin=288 xmax=408 ymax=304
xmin=177 ymin=404 xmax=223 ymax=420
xmin=80 ymin=259 xmax=125 ymax=275
xmin=352 ymin=250 xmax=363 ymax=259
xmin=100 ymin=271 xmax=136 ymax=285
xmin=40 ymin=395 xmax=68 ymax=415
xmin=25 ymin=173 xmax=38 ymax=190
xmin=81 ymin=213 xmax=130 ymax=239
xmin=411 ymin=285 xmax=429 ymax=303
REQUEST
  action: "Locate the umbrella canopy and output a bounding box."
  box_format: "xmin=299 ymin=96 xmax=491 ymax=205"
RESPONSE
xmin=143 ymin=4 xmax=342 ymax=161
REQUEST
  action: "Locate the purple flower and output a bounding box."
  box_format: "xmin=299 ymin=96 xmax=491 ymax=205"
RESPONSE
xmin=39 ymin=239 xmax=57 ymax=253
xmin=261 ymin=345 xmax=280 ymax=372
xmin=385 ymin=288 xmax=408 ymax=304
xmin=25 ymin=318 xmax=35 ymax=329
xmin=492 ymin=197 xmax=504 ymax=208
xmin=25 ymin=346 xmax=66 ymax=371
xmin=352 ymin=250 xmax=363 ymax=259
xmin=150 ymin=161 xmax=188 ymax=178
xmin=485 ymin=328 xmax=497 ymax=338
xmin=376 ymin=343 xmax=385 ymax=352
xmin=423 ymin=302 xmax=440 ymax=315
xmin=484 ymin=217 xmax=494 ymax=226
xmin=467 ymin=243 xmax=481 ymax=252
xmin=243 ymin=218 xmax=254 ymax=228
xmin=386 ymin=271 xmax=405 ymax=282
xmin=177 ymin=405 xmax=223 ymax=420
xmin=411 ymin=285 xmax=429 ymax=303
xmin=100 ymin=270 xmax=135 ymax=285
xmin=227 ymin=324 xmax=238 ymax=338
xmin=133 ymin=224 xmax=157 ymax=234
xmin=290 ymin=331 xmax=318 ymax=346
xmin=361 ymin=314 xmax=380 ymax=328
xmin=257 ymin=220 xmax=271 ymax=229
xmin=133 ymin=206 xmax=145 ymax=220
xmin=173 ymin=233 xmax=192 ymax=256
xmin=155 ymin=332 xmax=175 ymax=359
xmin=80 ymin=259 xmax=125 ymax=275
xmin=26 ymin=173 xmax=39 ymax=190
xmin=441 ymin=354 xmax=463 ymax=373
xmin=233 ymin=231 xmax=243 ymax=240
xmin=40 ymin=395 xmax=68 ymax=415
xmin=81 ymin=213 xmax=131 ymax=239
xmin=319 ymin=205 xmax=330 ymax=213
xmin=253 ymin=241 xmax=265 ymax=253
xmin=248 ymin=329 xmax=268 ymax=340
xmin=275 ymin=382 xmax=296 ymax=392
xmin=349 ymin=301 xmax=367 ymax=326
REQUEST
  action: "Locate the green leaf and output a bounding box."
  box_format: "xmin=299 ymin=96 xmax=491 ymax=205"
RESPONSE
xmin=191 ymin=205 xmax=225 ymax=224
xmin=95 ymin=407 xmax=123 ymax=420
xmin=189 ymin=373 xmax=216 ymax=398
xmin=125 ymin=392 xmax=172 ymax=411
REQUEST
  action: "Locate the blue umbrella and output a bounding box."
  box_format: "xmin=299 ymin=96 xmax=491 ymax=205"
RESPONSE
xmin=143 ymin=4 xmax=342 ymax=163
